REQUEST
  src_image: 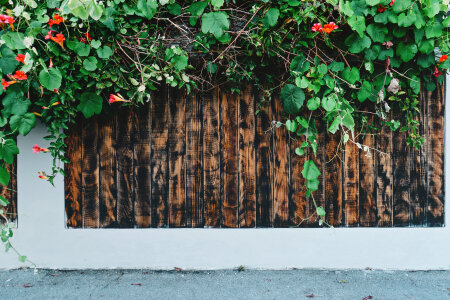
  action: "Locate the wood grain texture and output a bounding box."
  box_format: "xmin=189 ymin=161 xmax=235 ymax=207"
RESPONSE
xmin=65 ymin=121 xmax=82 ymax=227
xmin=151 ymin=89 xmax=169 ymax=227
xmin=359 ymin=119 xmax=377 ymax=227
xmin=343 ymin=140 xmax=358 ymax=227
xmin=203 ymin=88 xmax=221 ymax=228
xmin=273 ymin=95 xmax=289 ymax=227
xmin=238 ymin=87 xmax=256 ymax=228
xmin=82 ymin=117 xmax=100 ymax=228
xmin=185 ymin=93 xmax=203 ymax=227
xmin=99 ymin=114 xmax=117 ymax=228
xmin=310 ymin=120 xmax=325 ymax=226
xmin=376 ymin=113 xmax=393 ymax=227
xmin=168 ymin=89 xmax=186 ymax=228
xmin=426 ymin=83 xmax=445 ymax=226
xmin=8 ymin=160 xmax=17 ymax=223
xmin=133 ymin=102 xmax=151 ymax=228
xmin=290 ymin=129 xmax=307 ymax=227
xmin=255 ymin=99 xmax=274 ymax=227
xmin=393 ymin=125 xmax=410 ymax=227
xmin=221 ymin=90 xmax=239 ymax=228
xmin=325 ymin=131 xmax=342 ymax=227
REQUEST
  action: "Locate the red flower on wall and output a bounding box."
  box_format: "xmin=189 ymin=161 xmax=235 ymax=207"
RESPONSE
xmin=377 ymin=5 xmax=387 ymax=12
xmin=12 ymin=71 xmax=27 ymax=80
xmin=1 ymin=78 xmax=17 ymax=90
xmin=439 ymin=55 xmax=448 ymax=64
xmin=321 ymin=22 xmax=338 ymax=34
xmin=48 ymin=14 xmax=64 ymax=28
xmin=109 ymin=94 xmax=129 ymax=104
xmin=33 ymin=144 xmax=50 ymax=153
xmin=45 ymin=30 xmax=65 ymax=48
xmin=84 ymin=32 xmax=93 ymax=40
xmin=433 ymin=66 xmax=442 ymax=77
xmin=38 ymin=172 xmax=49 ymax=180
xmin=15 ymin=54 xmax=25 ymax=64
xmin=311 ymin=23 xmax=322 ymax=32
xmin=0 ymin=14 xmax=15 ymax=29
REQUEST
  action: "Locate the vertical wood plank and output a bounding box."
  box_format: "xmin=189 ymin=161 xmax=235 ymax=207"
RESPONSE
xmin=343 ymin=140 xmax=358 ymax=226
xmin=8 ymin=160 xmax=17 ymax=223
xmin=99 ymin=114 xmax=117 ymax=227
xmin=290 ymin=134 xmax=307 ymax=227
xmin=186 ymin=93 xmax=203 ymax=228
xmin=325 ymin=131 xmax=342 ymax=227
xmin=203 ymin=88 xmax=221 ymax=227
xmin=116 ymin=107 xmax=134 ymax=227
xmin=168 ymin=88 xmax=186 ymax=228
xmin=359 ymin=117 xmax=377 ymax=227
xmin=273 ymin=95 xmax=289 ymax=227
xmin=376 ymin=113 xmax=393 ymax=227
xmin=221 ymin=90 xmax=239 ymax=228
xmin=256 ymin=98 xmax=274 ymax=227
xmin=82 ymin=117 xmax=99 ymax=228
xmin=65 ymin=121 xmax=82 ymax=228
xmin=310 ymin=120 xmax=326 ymax=226
xmin=133 ymin=102 xmax=151 ymax=228
xmin=393 ymin=127 xmax=410 ymax=227
xmin=238 ymin=86 xmax=256 ymax=228
xmin=151 ymin=88 xmax=169 ymax=227
xmin=426 ymin=83 xmax=445 ymax=226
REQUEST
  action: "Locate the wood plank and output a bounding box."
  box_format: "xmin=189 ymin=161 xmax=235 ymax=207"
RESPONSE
xmin=221 ymin=90 xmax=239 ymax=228
xmin=376 ymin=112 xmax=393 ymax=227
xmin=426 ymin=83 xmax=445 ymax=226
xmin=168 ymin=88 xmax=186 ymax=228
xmin=99 ymin=114 xmax=117 ymax=227
xmin=393 ymin=126 xmax=410 ymax=227
xmin=151 ymin=88 xmax=169 ymax=227
xmin=290 ymin=132 xmax=307 ymax=227
xmin=8 ymin=160 xmax=17 ymax=223
xmin=343 ymin=140 xmax=358 ymax=226
xmin=359 ymin=116 xmax=377 ymax=227
xmin=273 ymin=95 xmax=289 ymax=227
xmin=256 ymin=97 xmax=274 ymax=227
xmin=324 ymin=131 xmax=342 ymax=227
xmin=185 ymin=93 xmax=203 ymax=228
xmin=238 ymin=86 xmax=256 ymax=228
xmin=133 ymin=102 xmax=151 ymax=228
xmin=409 ymin=91 xmax=427 ymax=226
xmin=203 ymin=88 xmax=221 ymax=227
xmin=309 ymin=119 xmax=325 ymax=226
xmin=116 ymin=107 xmax=134 ymax=227
xmin=82 ymin=117 xmax=100 ymax=228
xmin=65 ymin=120 xmax=82 ymax=228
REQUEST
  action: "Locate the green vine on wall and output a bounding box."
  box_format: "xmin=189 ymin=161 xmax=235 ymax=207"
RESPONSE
xmin=0 ymin=0 xmax=449 ymax=262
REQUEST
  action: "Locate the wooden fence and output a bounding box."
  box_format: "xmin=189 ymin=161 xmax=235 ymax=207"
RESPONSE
xmin=64 ymin=84 xmax=445 ymax=228
xmin=0 ymin=160 xmax=17 ymax=224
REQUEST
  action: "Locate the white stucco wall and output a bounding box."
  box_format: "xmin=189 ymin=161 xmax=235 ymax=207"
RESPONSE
xmin=0 ymin=77 xmax=448 ymax=270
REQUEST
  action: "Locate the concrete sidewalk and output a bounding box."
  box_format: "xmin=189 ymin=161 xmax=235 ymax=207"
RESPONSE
xmin=0 ymin=269 xmax=449 ymax=299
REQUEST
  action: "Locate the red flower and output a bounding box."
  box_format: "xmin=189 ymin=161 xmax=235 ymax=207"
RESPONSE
xmin=433 ymin=66 xmax=442 ymax=77
xmin=49 ymin=58 xmax=53 ymax=68
xmin=79 ymin=37 xmax=87 ymax=44
xmin=389 ymin=0 xmax=395 ymax=6
xmin=109 ymin=94 xmax=129 ymax=104
xmin=12 ymin=71 xmax=27 ymax=81
xmin=33 ymin=144 xmax=50 ymax=153
xmin=15 ymin=54 xmax=25 ymax=64
xmin=53 ymin=89 xmax=59 ymax=94
xmin=322 ymin=22 xmax=338 ymax=34
xmin=48 ymin=14 xmax=63 ymax=28
xmin=439 ymin=55 xmax=448 ymax=63
xmin=377 ymin=4 xmax=387 ymax=13
xmin=45 ymin=30 xmax=56 ymax=40
xmin=311 ymin=23 xmax=322 ymax=32
xmin=0 ymin=14 xmax=15 ymax=29
xmin=38 ymin=172 xmax=49 ymax=180
xmin=84 ymin=32 xmax=93 ymax=40
xmin=1 ymin=78 xmax=17 ymax=90
xmin=42 ymin=101 xmax=60 ymax=110
xmin=51 ymin=33 xmax=65 ymax=48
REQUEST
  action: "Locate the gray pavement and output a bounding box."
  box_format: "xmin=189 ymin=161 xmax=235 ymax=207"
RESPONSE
xmin=0 ymin=268 xmax=449 ymax=299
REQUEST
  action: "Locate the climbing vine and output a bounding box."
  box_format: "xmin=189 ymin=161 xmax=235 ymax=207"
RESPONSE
xmin=0 ymin=0 xmax=449 ymax=261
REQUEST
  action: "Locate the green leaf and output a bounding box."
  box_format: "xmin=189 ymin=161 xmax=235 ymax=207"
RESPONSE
xmin=318 ymin=64 xmax=328 ymax=75
xmin=262 ymin=8 xmax=280 ymax=27
xmin=348 ymin=15 xmax=366 ymax=37
xmin=206 ymin=62 xmax=218 ymax=73
xmin=316 ymin=206 xmax=326 ymax=217
xmin=342 ymin=67 xmax=360 ymax=85
xmin=392 ymin=0 xmax=411 ymax=13
xmin=281 ymin=84 xmax=305 ymax=114
xmin=290 ymin=55 xmax=310 ymax=74
xmin=410 ymin=76 xmax=420 ymax=94
xmin=136 ymin=0 xmax=158 ymax=19
xmin=10 ymin=113 xmax=36 ymax=136
xmin=91 ymin=40 xmax=101 ymax=49
xmin=96 ymin=46 xmax=113 ymax=59
xmin=83 ymin=57 xmax=98 ymax=71
xmin=398 ymin=11 xmax=416 ymax=27
xmin=328 ymin=116 xmax=341 ymax=134
xmin=67 ymin=41 xmax=90 ymax=57
xmin=357 ymin=80 xmax=372 ymax=102
xmin=295 ymin=147 xmax=304 ymax=156
xmin=425 ymin=22 xmax=443 ymax=39
xmin=39 ymin=68 xmax=62 ymax=91
xmin=201 ymin=12 xmax=230 ymax=38
xmin=322 ymin=95 xmax=337 ymax=112
xmin=307 ymin=97 xmax=321 ymax=111
xmin=329 ymin=61 xmax=345 ymax=72
xmin=77 ymin=92 xmax=103 ymax=118
xmin=366 ymin=23 xmax=388 ymax=43
xmin=0 ymin=166 xmax=10 ymax=186
xmin=396 ymin=42 xmax=417 ymax=62
xmin=89 ymin=1 xmax=104 ymax=20
xmin=0 ymin=139 xmax=19 ymax=164
xmin=0 ymin=195 xmax=9 ymax=207
xmin=423 ymin=0 xmax=441 ymax=18
xmin=302 ymin=160 xmax=321 ymax=180
xmin=307 ymin=178 xmax=320 ymax=191
xmin=2 ymin=92 xmax=31 ymax=118
xmin=211 ymin=0 xmax=224 ymax=9
xmin=171 ymin=55 xmax=188 ymax=71
xmin=1 ymin=32 xmax=26 ymax=50
xmin=417 ymin=54 xmax=435 ymax=68
xmin=345 ymin=34 xmax=371 ymax=54
xmin=366 ymin=0 xmax=380 ymax=5
xmin=341 ymin=111 xmax=355 ymax=131
xmin=167 ymin=3 xmax=181 ymax=15
xmin=285 ymin=120 xmax=298 ymax=132
xmin=186 ymin=1 xmax=207 ymax=16
xmin=0 ymin=46 xmax=20 ymax=74
xmin=418 ymin=39 xmax=434 ymax=54
xmin=18 ymin=255 xmax=27 ymax=263
xmin=68 ymin=0 xmax=90 ymax=20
